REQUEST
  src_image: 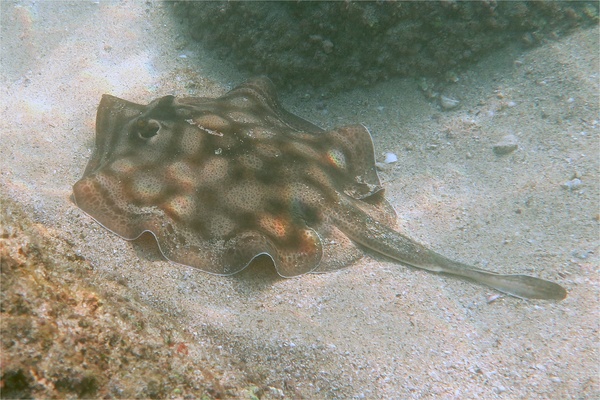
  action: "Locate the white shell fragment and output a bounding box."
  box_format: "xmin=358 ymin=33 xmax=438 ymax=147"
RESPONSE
xmin=440 ymin=95 xmax=460 ymax=110
xmin=384 ymin=152 xmax=398 ymax=164
xmin=561 ymin=178 xmax=582 ymax=191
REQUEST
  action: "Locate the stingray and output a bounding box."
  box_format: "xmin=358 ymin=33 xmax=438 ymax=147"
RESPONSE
xmin=73 ymin=77 xmax=567 ymax=300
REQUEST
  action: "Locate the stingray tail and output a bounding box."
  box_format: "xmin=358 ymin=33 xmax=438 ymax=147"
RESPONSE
xmin=333 ymin=200 xmax=567 ymax=300
xmin=423 ymin=253 xmax=567 ymax=300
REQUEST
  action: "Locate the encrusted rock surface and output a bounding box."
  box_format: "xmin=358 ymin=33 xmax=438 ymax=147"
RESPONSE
xmin=174 ymin=1 xmax=598 ymax=92
xmin=0 ymin=195 xmax=245 ymax=399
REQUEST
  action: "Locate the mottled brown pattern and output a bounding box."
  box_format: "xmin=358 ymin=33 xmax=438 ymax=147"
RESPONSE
xmin=73 ymin=77 xmax=566 ymax=299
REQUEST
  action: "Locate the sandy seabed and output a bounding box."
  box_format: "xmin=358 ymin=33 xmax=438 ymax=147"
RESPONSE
xmin=1 ymin=1 xmax=598 ymax=399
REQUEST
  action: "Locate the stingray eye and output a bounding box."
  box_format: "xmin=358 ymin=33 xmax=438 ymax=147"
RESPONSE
xmin=135 ymin=119 xmax=160 ymax=139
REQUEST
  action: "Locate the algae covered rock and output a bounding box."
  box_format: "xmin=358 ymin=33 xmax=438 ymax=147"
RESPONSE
xmin=174 ymin=1 xmax=598 ymax=92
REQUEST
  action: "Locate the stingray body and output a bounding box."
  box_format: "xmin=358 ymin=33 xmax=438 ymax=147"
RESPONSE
xmin=73 ymin=77 xmax=567 ymax=300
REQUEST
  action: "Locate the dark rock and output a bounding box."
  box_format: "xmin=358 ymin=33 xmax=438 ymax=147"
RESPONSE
xmin=172 ymin=1 xmax=598 ymax=92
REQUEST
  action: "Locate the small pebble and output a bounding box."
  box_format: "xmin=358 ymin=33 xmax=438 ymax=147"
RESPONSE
xmin=493 ymin=134 xmax=518 ymax=155
xmin=571 ymin=249 xmax=589 ymax=260
xmin=494 ymin=386 xmax=507 ymax=394
xmin=440 ymin=95 xmax=460 ymax=110
xmin=487 ymin=294 xmax=502 ymax=303
xmin=268 ymin=387 xmax=285 ymax=398
xmin=384 ymin=152 xmax=398 ymax=164
xmin=561 ymin=178 xmax=582 ymax=191
xmin=315 ymin=100 xmax=326 ymax=111
xmin=375 ymin=162 xmax=390 ymax=171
